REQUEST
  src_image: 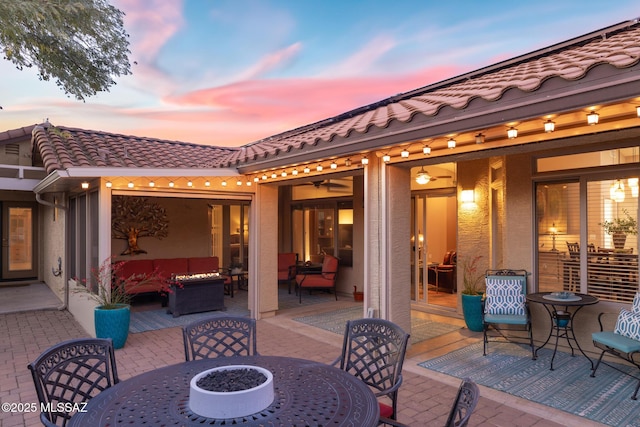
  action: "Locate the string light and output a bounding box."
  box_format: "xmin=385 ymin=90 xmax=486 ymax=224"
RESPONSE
xmin=507 ymin=127 xmax=518 ymax=139
xmin=447 ymin=138 xmax=456 ymax=148
xmin=382 ymin=154 xmax=391 ymax=163
xmin=423 ymin=146 xmax=431 ymax=155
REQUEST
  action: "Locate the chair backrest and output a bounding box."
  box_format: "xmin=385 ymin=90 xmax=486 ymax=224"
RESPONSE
xmin=322 ymin=254 xmax=339 ymax=276
xmin=566 ymin=242 xmax=580 ymax=258
xmin=442 ymin=251 xmax=455 ymax=265
xmin=444 ymin=378 xmax=480 ymax=427
xmin=336 ymin=318 xmax=410 ymax=395
xmin=182 ymin=316 xmax=258 ymax=361
xmin=28 ymin=338 xmax=119 ymax=427
xmin=484 ymin=270 xmax=528 ymax=316
xmin=277 ymin=253 xmax=297 ymax=272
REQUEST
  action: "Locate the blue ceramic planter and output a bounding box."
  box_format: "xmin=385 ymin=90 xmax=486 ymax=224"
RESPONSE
xmin=94 ymin=304 xmax=130 ymax=349
xmin=461 ymin=293 xmax=484 ymax=332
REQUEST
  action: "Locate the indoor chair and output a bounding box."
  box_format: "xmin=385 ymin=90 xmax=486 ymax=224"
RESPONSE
xmin=182 ymin=316 xmax=258 ymax=361
xmin=332 ymin=318 xmax=410 ymax=421
xmin=277 ymin=252 xmax=298 ymax=294
xmin=482 ymin=269 xmax=534 ymax=358
xmin=295 ymin=254 xmax=339 ymax=303
xmin=378 ymin=377 xmax=480 ymax=427
xmin=591 ymin=293 xmax=640 ymax=400
xmin=28 ymin=338 xmax=119 ymax=427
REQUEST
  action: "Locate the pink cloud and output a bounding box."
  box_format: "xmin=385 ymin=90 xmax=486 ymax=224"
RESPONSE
xmin=236 ymin=43 xmax=303 ymax=81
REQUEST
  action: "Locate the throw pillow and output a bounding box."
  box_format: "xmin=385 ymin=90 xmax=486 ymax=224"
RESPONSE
xmin=485 ymin=277 xmax=525 ymax=295
xmin=485 ymin=294 xmax=526 ymax=316
xmin=614 ymin=308 xmax=640 ymax=341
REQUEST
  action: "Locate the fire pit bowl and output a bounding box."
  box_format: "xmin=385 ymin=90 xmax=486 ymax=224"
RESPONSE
xmin=189 ymin=365 xmax=274 ymax=419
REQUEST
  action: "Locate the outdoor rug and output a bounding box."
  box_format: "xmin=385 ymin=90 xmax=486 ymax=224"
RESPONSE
xmin=293 ymin=306 xmax=462 ymax=344
xmin=419 ymin=342 xmax=640 ymax=427
xmin=130 ymin=286 xmax=334 ymax=333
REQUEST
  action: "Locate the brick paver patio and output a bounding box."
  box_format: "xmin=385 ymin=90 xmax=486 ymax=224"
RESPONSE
xmin=0 ymin=304 xmax=606 ymax=427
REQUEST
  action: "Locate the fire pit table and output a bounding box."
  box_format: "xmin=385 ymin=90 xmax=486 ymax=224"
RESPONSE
xmin=68 ymin=355 xmax=380 ymax=426
xmin=167 ymin=273 xmax=226 ymax=317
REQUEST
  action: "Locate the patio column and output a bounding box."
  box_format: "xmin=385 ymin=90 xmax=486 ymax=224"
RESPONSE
xmin=254 ymin=183 xmax=278 ymax=319
xmin=364 ymin=157 xmax=411 ymax=333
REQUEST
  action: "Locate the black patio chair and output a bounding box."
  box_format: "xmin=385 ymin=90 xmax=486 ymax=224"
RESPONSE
xmin=591 ymin=294 xmax=640 ymax=400
xmin=332 ymin=318 xmax=410 ymax=421
xmin=482 ymin=269 xmax=534 ymax=358
xmin=379 ymin=377 xmax=480 ymax=427
xmin=182 ymin=316 xmax=258 ymax=361
xmin=27 ymin=338 xmax=119 ymax=427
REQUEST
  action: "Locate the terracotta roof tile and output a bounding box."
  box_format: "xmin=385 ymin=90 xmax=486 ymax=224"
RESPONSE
xmin=238 ymin=22 xmax=640 ymax=166
xmin=31 ymin=125 xmax=238 ymax=174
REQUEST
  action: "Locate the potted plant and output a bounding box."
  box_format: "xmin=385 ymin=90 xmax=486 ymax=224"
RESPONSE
xmin=600 ymin=208 xmax=638 ymax=249
xmin=74 ymin=257 xmax=160 ymax=349
xmin=460 ymin=255 xmax=485 ymax=332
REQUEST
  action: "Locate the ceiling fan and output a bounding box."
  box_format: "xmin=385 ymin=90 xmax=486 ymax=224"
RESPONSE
xmin=415 ymin=167 xmax=452 ymax=185
xmin=301 ymin=179 xmax=349 ymax=189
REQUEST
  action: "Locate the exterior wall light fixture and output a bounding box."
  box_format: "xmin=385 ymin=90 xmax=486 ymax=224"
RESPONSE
xmin=461 ymin=189 xmax=475 ymax=203
xmin=81 ymin=182 xmax=89 ymax=189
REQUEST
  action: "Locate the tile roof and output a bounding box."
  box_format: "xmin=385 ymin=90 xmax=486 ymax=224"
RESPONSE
xmin=31 ymin=125 xmax=239 ymax=175
xmin=222 ymin=19 xmax=640 ymax=168
xmin=0 ymin=124 xmax=36 ymax=145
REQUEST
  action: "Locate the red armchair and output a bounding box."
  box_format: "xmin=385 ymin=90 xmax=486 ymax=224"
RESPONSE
xmin=278 ymin=253 xmax=298 ymax=294
xmin=295 ymin=254 xmax=339 ymax=303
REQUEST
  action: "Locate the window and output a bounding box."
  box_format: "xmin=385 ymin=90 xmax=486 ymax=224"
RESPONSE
xmin=292 ymin=201 xmax=353 ymax=266
xmin=69 ymin=191 xmax=99 ymax=292
xmin=535 ymin=151 xmax=638 ymax=302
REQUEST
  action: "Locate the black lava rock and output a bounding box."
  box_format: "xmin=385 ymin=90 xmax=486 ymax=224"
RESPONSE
xmin=196 ymin=368 xmax=267 ymax=392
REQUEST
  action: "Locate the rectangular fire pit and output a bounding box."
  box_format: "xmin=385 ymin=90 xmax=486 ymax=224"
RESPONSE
xmin=167 ymin=273 xmax=226 ymax=317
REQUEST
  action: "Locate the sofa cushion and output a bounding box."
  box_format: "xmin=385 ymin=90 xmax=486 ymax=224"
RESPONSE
xmin=188 ymin=257 xmax=219 ymax=274
xmin=118 ymin=259 xmax=161 ymax=294
xmin=153 ymin=258 xmax=189 ymax=281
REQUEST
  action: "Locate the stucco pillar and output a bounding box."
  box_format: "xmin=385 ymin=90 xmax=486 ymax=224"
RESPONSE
xmin=364 ymin=157 xmax=411 ymax=333
xmin=254 ymin=183 xmax=278 ymax=319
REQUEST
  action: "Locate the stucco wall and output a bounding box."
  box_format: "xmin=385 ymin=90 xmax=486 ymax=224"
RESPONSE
xmin=38 ymin=193 xmax=66 ymax=303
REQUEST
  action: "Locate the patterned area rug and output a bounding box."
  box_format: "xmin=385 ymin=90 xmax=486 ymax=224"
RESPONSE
xmin=293 ymin=306 xmax=461 ymax=344
xmin=419 ymin=342 xmax=640 ymax=427
xmin=130 ymin=286 xmax=335 ymax=333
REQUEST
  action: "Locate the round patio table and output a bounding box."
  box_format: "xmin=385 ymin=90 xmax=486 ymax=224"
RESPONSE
xmin=68 ymin=355 xmax=380 ymax=427
xmin=526 ymin=292 xmax=599 ymax=370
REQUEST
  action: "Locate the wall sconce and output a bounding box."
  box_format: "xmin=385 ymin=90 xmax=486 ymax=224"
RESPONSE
xmin=127 ymin=181 xmax=134 ymax=188
xmin=587 ymin=111 xmax=599 ymax=125
xmin=447 ymin=138 xmax=456 ymax=149
xmin=361 ymin=157 xmax=369 ymax=165
xmin=330 ymin=161 xmax=338 ymax=169
xmin=400 ymin=148 xmax=410 ymax=158
xmin=544 ymin=120 xmax=555 ymax=133
xmin=507 ymin=127 xmax=518 ymax=139
xmin=475 ymin=133 xmax=485 ymax=144
xmin=105 ymin=181 xmax=112 ymax=188
xmin=81 ymin=182 xmax=89 ymax=189
xmin=382 ymin=154 xmax=391 ymax=163
xmin=460 ymin=189 xmax=475 ymax=203
xmin=423 ymin=146 xmax=431 ymax=155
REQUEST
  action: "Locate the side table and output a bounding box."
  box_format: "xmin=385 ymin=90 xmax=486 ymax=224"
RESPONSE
xmin=526 ymin=292 xmax=599 ymax=370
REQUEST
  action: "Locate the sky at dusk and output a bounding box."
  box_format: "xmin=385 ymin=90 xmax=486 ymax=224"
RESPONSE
xmin=1 ymin=0 xmax=639 ymax=147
